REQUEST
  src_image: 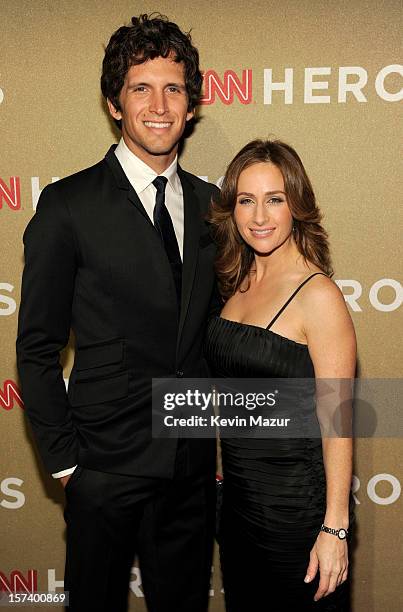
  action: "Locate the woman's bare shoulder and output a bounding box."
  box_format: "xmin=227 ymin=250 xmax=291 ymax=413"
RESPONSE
xmin=300 ymin=273 xmax=345 ymax=307
xmin=298 ymin=272 xmax=355 ymax=339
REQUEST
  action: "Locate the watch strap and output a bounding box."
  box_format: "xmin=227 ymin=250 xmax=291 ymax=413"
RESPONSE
xmin=320 ymin=524 xmax=349 ymax=539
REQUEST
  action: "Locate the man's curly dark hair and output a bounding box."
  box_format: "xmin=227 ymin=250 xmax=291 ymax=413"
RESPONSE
xmin=101 ymin=13 xmax=202 ymax=116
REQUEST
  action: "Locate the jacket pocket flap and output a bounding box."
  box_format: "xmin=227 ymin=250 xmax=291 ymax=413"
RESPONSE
xmin=75 ymin=339 xmax=124 ymax=370
xmin=69 ymin=371 xmax=129 ymax=407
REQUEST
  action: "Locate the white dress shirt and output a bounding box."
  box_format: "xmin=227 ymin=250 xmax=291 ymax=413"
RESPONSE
xmin=52 ymin=138 xmax=185 ymax=479
xmin=114 ymin=137 xmax=184 ymax=257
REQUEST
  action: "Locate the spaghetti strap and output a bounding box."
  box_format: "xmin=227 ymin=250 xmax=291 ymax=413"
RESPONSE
xmin=266 ymin=272 xmax=328 ymax=330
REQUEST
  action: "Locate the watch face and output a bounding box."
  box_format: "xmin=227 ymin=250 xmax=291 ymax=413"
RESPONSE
xmin=338 ymin=529 xmax=347 ymax=539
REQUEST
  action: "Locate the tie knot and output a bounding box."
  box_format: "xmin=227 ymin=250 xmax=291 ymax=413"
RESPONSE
xmin=153 ymin=176 xmax=168 ymax=194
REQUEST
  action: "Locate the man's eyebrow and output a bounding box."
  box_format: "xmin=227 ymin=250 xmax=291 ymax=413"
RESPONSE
xmin=127 ymin=81 xmax=148 ymax=88
xmin=165 ymin=82 xmax=187 ymax=90
xmin=126 ymin=81 xmax=186 ymax=89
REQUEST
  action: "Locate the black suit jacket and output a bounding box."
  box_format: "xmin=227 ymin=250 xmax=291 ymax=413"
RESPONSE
xmin=16 ymin=146 xmax=219 ymax=478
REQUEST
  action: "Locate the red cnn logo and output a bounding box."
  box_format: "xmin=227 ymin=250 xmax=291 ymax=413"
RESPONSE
xmin=200 ymin=70 xmax=253 ymax=105
xmin=0 ymin=380 xmax=24 ymax=411
xmin=0 ymin=570 xmax=37 ymax=593
xmin=0 ymin=178 xmax=21 ymax=210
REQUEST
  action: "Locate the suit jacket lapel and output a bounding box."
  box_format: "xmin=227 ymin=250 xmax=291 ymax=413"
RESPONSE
xmin=104 ymin=145 xmax=152 ymax=224
xmin=105 ymin=148 xmax=201 ymax=343
xmin=177 ymin=166 xmax=202 ymax=344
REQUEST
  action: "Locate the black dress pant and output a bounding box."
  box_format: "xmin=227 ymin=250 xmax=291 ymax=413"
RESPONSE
xmin=63 ymin=444 xmax=215 ymax=612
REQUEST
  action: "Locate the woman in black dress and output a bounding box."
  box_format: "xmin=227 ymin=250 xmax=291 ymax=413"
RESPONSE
xmin=205 ymin=140 xmax=356 ymax=611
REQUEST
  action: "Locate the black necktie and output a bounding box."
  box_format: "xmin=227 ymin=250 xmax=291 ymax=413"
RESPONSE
xmin=152 ymin=176 xmax=182 ymax=310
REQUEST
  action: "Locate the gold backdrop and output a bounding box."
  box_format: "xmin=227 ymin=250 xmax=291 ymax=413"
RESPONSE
xmin=1 ymin=1 xmax=402 ymax=610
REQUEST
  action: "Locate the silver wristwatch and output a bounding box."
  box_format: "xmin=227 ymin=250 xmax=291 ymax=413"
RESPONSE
xmin=320 ymin=524 xmax=349 ymax=540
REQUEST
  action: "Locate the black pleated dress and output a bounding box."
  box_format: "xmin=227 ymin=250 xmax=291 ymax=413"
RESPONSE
xmin=205 ymin=273 xmax=354 ymax=611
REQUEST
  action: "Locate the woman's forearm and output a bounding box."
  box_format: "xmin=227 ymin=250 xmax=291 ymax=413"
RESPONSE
xmin=321 ymin=436 xmax=353 ymax=528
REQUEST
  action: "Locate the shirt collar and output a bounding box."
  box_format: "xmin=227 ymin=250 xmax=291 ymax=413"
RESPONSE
xmin=114 ymin=137 xmax=182 ymax=195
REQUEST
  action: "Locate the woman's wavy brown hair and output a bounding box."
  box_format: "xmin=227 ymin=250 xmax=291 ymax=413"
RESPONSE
xmin=208 ymin=139 xmax=333 ymax=300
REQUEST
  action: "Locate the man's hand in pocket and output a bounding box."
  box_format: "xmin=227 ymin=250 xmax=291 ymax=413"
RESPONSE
xmin=60 ymin=474 xmax=71 ymax=488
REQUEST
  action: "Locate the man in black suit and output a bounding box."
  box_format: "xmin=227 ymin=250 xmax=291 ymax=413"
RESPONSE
xmin=16 ymin=14 xmax=218 ymax=612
